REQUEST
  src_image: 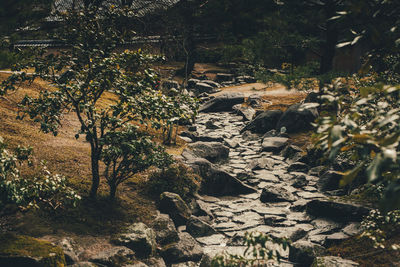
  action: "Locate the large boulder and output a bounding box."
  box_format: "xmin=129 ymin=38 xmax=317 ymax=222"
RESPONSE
xmin=112 ymin=223 xmax=156 ymax=258
xmin=0 ymin=234 xmax=66 ymax=267
xmin=260 ymin=187 xmax=296 ymax=203
xmin=158 ymin=192 xmax=192 ymax=226
xmin=199 ymin=93 xmax=245 ymax=113
xmin=187 ymin=158 xmax=257 ymax=196
xmin=240 ymin=110 xmax=283 ymax=134
xmin=151 ymin=213 xmax=179 ymax=246
xmin=289 ymin=240 xmax=326 ymax=267
xmin=261 ymin=137 xmax=289 ymax=153
xmin=188 ymin=142 xmax=229 ymax=163
xmin=160 ymin=232 xmax=203 ymax=264
xmin=312 ymin=256 xmax=359 ymax=267
xmin=306 ymin=199 xmax=371 ymax=222
xmin=276 ymin=103 xmax=319 ymax=133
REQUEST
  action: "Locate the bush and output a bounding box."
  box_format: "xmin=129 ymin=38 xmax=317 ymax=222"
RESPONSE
xmin=0 ymin=50 xmax=18 ymax=69
xmin=146 ymin=162 xmax=201 ymax=201
xmin=0 ymin=136 xmax=81 ymax=211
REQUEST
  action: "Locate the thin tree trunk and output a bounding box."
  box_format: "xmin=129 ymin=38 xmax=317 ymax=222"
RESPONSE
xmin=109 ymin=181 xmax=117 ymax=200
xmin=320 ymin=1 xmax=338 ymax=74
xmin=89 ymin=146 xmax=100 ymax=199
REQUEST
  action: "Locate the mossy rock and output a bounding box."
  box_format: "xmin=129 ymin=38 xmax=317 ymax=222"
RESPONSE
xmin=0 ymin=233 xmax=66 ymax=267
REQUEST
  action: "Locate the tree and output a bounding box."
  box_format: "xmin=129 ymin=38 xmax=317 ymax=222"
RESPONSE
xmin=0 ymin=3 xmax=193 ymax=199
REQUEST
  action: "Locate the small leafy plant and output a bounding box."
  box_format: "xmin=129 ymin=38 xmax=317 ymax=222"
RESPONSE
xmin=0 ymin=136 xmax=80 ymax=211
xmin=211 ymin=232 xmax=290 ymax=267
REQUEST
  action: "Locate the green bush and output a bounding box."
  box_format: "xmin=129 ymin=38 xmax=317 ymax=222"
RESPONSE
xmin=0 ymin=136 xmax=81 ymax=211
xmin=146 ymin=162 xmax=201 ymax=201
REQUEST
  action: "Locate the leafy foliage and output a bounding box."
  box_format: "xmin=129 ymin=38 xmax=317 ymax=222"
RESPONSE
xmin=314 ymin=79 xmax=400 ymax=210
xmin=101 ymin=125 xmax=173 ymax=199
xmin=361 ymin=209 xmax=400 ymax=250
xmin=0 ymin=136 xmax=80 ymax=211
xmin=146 ymin=162 xmax=201 ymax=202
xmin=211 ymin=232 xmax=290 ymax=267
xmin=0 ymin=4 xmax=197 ymax=199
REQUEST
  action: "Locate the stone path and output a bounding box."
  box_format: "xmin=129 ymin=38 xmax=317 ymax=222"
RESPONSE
xmin=186 ymin=111 xmax=356 ymax=266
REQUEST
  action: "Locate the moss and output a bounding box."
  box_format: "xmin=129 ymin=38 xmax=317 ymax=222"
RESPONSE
xmin=0 ymin=233 xmax=66 ymax=267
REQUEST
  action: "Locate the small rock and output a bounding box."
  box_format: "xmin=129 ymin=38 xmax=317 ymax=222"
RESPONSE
xmin=188 ymin=142 xmax=229 ymax=163
xmin=113 ymin=223 xmax=156 ymax=258
xmin=292 ymin=174 xmax=308 ymax=188
xmin=151 ymin=213 xmax=179 ymax=246
xmin=288 ymin=162 xmax=310 ymax=173
xmin=159 ymin=192 xmax=192 ymax=226
xmin=324 ymin=232 xmax=349 ymax=247
xmin=318 ymin=170 xmax=342 ymax=192
xmin=160 ymin=232 xmax=203 ymax=264
xmin=261 ymin=137 xmax=289 ymax=153
xmin=289 ymin=240 xmax=326 ymax=267
xmin=186 ymin=216 xmax=216 ymax=237
xmin=260 ymin=187 xmax=296 ymax=202
xmin=89 ymin=246 xmax=134 ymax=266
xmin=233 ymin=104 xmax=256 ymax=121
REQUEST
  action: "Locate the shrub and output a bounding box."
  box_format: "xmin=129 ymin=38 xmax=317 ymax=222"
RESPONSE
xmin=0 ymin=136 xmax=80 ymax=211
xmin=211 ymin=232 xmax=290 ymax=267
xmin=146 ymin=162 xmax=201 ymax=201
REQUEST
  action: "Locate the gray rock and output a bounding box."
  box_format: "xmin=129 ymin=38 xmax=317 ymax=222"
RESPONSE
xmin=159 ymin=192 xmax=192 ymax=226
xmin=69 ymin=262 xmax=98 ymax=267
xmin=289 ymin=240 xmax=326 ymax=267
xmin=186 ymin=216 xmax=216 ymax=237
xmin=143 ymin=257 xmax=167 ymax=267
xmin=188 ymin=142 xmax=229 ymax=163
xmin=113 ymin=223 xmax=156 ymax=258
xmin=342 ymin=223 xmax=361 ymax=236
xmin=201 ymin=80 xmax=220 ymax=88
xmin=199 ymin=93 xmax=245 ymax=113
xmin=89 ymin=246 xmax=134 ymax=266
xmin=160 ymin=232 xmax=203 ymax=264
xmin=52 ymin=237 xmax=79 ymax=265
xmin=151 ymin=213 xmax=179 ymax=246
xmin=233 ymin=104 xmax=256 ymax=121
xmin=312 ymin=256 xmax=359 ymax=267
xmin=247 ymin=94 xmax=263 ymax=108
xmin=241 ymin=110 xmax=283 ymax=134
xmin=260 ymin=187 xmax=296 ymax=203
xmin=276 ymin=103 xmax=319 ymax=133
xmin=261 ymin=137 xmax=289 ymax=153
xmin=288 ymin=162 xmax=310 ymax=173
xmin=205 ymin=120 xmax=220 ymax=129
xmin=187 ymin=158 xmax=257 ymax=196
xmin=187 ymin=79 xmax=200 ymax=89
xmin=195 ymin=82 xmax=215 ymax=95
xmin=281 ymin=144 xmax=304 ymax=160
xmin=318 ymin=170 xmax=342 ymax=192
xmin=216 ymin=73 xmax=235 ymax=82
xmin=292 ymin=174 xmax=308 ymax=188
xmin=237 ymin=75 xmax=256 ymax=83
xmin=306 ymin=199 xmax=371 ymax=222
xmin=263 ymin=215 xmax=286 ymax=226
xmin=324 ymin=232 xmax=349 ymax=247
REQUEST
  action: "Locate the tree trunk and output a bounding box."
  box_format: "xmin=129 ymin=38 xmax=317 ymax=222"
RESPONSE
xmin=109 ymin=181 xmax=117 ymax=200
xmin=89 ymin=147 xmax=100 ymax=199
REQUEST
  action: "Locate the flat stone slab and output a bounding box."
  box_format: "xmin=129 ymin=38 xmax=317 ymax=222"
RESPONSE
xmin=261 ymin=137 xmax=289 ymax=153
